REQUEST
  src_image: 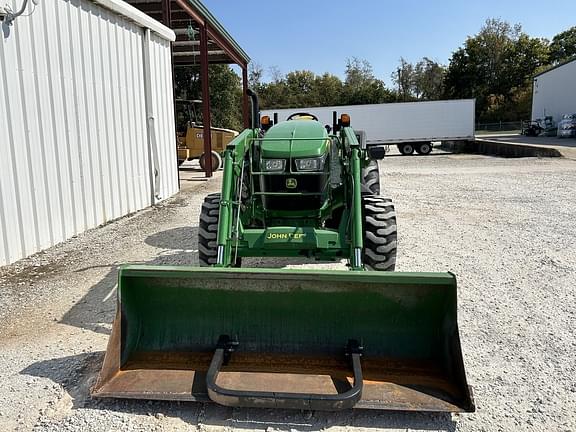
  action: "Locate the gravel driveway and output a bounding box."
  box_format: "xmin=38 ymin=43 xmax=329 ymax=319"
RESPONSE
xmin=1 ymin=154 xmax=575 ymax=431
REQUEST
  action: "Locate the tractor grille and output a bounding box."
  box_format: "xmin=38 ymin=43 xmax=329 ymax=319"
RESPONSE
xmin=260 ymin=174 xmax=327 ymax=211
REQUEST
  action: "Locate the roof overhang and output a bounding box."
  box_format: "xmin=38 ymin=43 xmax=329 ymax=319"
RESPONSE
xmin=93 ymin=0 xmax=175 ymax=41
xmin=125 ymin=0 xmax=250 ymax=66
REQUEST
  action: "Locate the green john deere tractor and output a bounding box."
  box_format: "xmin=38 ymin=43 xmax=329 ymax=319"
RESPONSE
xmin=197 ymin=108 xmax=392 ymax=270
xmin=93 ymin=90 xmax=474 ymax=413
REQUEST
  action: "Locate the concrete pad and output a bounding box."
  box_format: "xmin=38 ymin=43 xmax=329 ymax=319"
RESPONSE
xmin=476 ymin=134 xmax=576 ymax=159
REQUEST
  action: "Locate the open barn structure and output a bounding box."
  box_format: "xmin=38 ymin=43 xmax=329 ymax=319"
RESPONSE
xmin=126 ymin=0 xmax=251 ymax=177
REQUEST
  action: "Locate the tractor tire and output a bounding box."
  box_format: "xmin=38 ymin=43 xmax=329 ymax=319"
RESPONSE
xmin=363 ymin=195 xmax=397 ymax=271
xmin=199 ymin=151 xmax=222 ymax=171
xmin=398 ymin=143 xmax=415 ymax=155
xmin=361 ymin=160 xmax=381 ymax=195
xmin=415 ymin=142 xmax=432 ymax=155
xmin=198 ymin=193 xmax=220 ymax=266
xmin=198 ymin=193 xmax=242 ymax=268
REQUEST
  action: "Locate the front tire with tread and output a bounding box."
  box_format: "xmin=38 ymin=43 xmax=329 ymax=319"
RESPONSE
xmin=361 ymin=160 xmax=380 ymax=195
xmin=363 ymin=195 xmax=397 ymax=271
xmin=198 ymin=193 xmax=220 ymax=266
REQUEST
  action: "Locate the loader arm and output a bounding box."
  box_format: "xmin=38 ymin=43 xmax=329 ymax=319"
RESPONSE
xmin=341 ymin=126 xmax=364 ymax=270
xmin=215 ymin=129 xmax=257 ymax=267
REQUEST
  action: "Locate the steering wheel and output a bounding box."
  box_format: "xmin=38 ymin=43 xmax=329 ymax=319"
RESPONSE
xmin=286 ymin=112 xmax=319 ymax=121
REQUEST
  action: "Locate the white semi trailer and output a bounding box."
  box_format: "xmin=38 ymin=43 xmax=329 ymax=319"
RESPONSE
xmin=262 ymin=99 xmax=475 ymax=155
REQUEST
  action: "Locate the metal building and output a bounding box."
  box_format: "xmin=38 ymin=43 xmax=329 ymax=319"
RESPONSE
xmin=531 ymin=58 xmax=576 ymax=123
xmin=0 ymin=0 xmax=178 ymax=265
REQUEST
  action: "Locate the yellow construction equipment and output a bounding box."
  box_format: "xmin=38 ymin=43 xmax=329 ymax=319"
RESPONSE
xmin=176 ymin=99 xmax=238 ymax=170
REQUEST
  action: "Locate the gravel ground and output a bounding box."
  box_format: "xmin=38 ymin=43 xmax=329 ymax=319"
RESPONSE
xmin=1 ymin=154 xmax=575 ymax=432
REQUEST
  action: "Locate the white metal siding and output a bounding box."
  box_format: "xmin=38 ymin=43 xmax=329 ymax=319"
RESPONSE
xmin=532 ymin=60 xmax=576 ymax=123
xmin=0 ymin=0 xmax=177 ymax=265
xmin=149 ymin=33 xmax=178 ymax=200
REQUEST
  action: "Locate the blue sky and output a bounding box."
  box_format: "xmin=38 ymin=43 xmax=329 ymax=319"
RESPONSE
xmin=203 ymin=0 xmax=576 ymax=85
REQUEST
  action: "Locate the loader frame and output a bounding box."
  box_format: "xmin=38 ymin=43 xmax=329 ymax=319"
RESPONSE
xmin=214 ymin=127 xmax=366 ymax=269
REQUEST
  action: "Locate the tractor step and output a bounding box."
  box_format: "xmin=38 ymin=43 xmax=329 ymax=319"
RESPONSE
xmin=92 ymin=266 xmax=474 ymax=412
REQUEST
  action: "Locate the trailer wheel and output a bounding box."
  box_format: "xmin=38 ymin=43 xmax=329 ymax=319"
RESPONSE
xmin=361 ymin=160 xmax=380 ymax=195
xmin=415 ymin=142 xmax=432 ymax=155
xmin=199 ymin=151 xmax=222 ymax=171
xmin=398 ymin=144 xmax=414 ymax=155
xmin=198 ymin=193 xmax=220 ymax=266
xmin=363 ymin=195 xmax=397 ymax=271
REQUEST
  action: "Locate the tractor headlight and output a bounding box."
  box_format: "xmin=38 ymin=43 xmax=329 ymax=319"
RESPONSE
xmin=295 ymin=156 xmax=325 ymax=172
xmin=263 ymin=159 xmax=286 ymax=171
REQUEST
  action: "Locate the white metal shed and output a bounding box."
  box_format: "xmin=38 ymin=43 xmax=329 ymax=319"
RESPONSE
xmin=531 ymin=58 xmax=576 ymax=123
xmin=0 ymin=0 xmax=179 ymax=265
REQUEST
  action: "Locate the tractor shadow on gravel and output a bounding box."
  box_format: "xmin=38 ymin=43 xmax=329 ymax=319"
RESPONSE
xmin=58 ymin=226 xmax=199 ymax=336
xmin=54 ymin=223 xmax=350 ymax=340
xmin=21 ymin=352 xmax=104 ymax=409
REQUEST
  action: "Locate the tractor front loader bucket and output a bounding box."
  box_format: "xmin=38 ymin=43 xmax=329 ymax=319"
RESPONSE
xmin=92 ymin=265 xmax=474 ymax=412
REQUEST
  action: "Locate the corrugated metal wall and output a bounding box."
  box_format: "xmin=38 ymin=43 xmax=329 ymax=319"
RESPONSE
xmin=0 ymin=0 xmax=178 ymax=266
xmin=532 ymin=60 xmax=576 ymax=123
xmin=148 ymin=32 xmax=179 ymax=200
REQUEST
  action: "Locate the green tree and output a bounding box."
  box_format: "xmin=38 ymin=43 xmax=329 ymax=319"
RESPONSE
xmin=505 ymin=34 xmax=549 ymax=89
xmin=207 ymin=65 xmax=242 ymax=130
xmin=444 ymin=18 xmax=549 ymax=122
xmin=258 ymin=75 xmax=292 ymax=109
xmin=174 ymin=64 xmax=243 ymax=130
xmin=549 ymin=26 xmax=576 ymax=64
xmin=444 ymin=19 xmax=520 ymax=100
xmin=254 ymin=59 xmax=394 ymax=110
xmin=313 ymin=73 xmax=343 ymax=106
xmin=285 ymin=70 xmax=317 ymax=106
xmin=344 ymin=58 xmax=374 ymax=89
xmin=391 ymin=57 xmax=415 ymax=101
xmin=343 ymin=57 xmax=395 ymax=104
xmin=391 ymin=57 xmax=445 ymax=101
xmin=413 ymin=58 xmax=445 ymax=100
xmin=258 ymin=70 xmax=344 ymax=109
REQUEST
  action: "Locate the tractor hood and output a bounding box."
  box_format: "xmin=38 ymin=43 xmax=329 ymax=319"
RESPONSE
xmin=260 ymin=120 xmax=329 ymax=159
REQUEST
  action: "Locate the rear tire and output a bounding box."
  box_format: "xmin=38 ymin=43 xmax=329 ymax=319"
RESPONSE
xmin=199 ymin=151 xmax=222 ymax=171
xmin=415 ymin=142 xmax=432 ymax=155
xmin=361 ymin=160 xmax=380 ymax=195
xmin=198 ymin=193 xmax=220 ymax=266
xmin=398 ymin=143 xmax=414 ymax=155
xmin=363 ymin=195 xmax=397 ymax=271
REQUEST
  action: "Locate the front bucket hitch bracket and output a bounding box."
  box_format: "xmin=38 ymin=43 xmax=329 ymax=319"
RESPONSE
xmin=206 ymin=336 xmax=364 ymax=410
xmin=216 ymin=334 xmax=239 ymax=366
xmin=345 ymin=339 xmax=363 ymax=358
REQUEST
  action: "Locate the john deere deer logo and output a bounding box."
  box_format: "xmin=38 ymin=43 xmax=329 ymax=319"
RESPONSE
xmin=286 ymin=178 xmax=297 ymax=189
